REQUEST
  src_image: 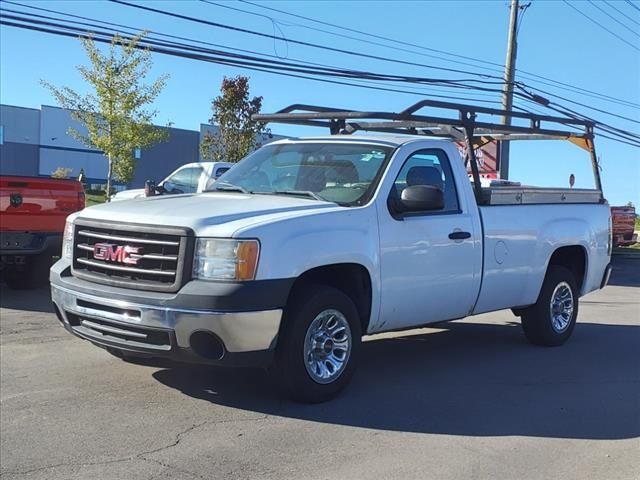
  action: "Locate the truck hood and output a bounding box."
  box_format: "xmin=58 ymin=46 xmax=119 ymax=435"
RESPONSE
xmin=76 ymin=192 xmax=341 ymax=234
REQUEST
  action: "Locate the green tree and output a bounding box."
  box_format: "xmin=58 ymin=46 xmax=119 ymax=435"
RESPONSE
xmin=51 ymin=167 xmax=72 ymax=179
xmin=42 ymin=33 xmax=168 ymax=199
xmin=200 ymin=75 xmax=269 ymax=163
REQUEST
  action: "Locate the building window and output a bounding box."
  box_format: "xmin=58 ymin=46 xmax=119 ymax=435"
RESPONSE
xmin=134 ymin=147 xmax=141 ymax=159
xmin=0 ymin=125 xmax=4 ymax=145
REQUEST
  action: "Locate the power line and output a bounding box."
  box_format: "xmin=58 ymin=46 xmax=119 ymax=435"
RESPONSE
xmin=0 ymin=1 xmax=502 ymax=102
xmin=11 ymin=0 xmax=639 ymax=114
xmin=108 ymin=0 xmax=507 ymax=84
xmin=101 ymin=0 xmax=640 ymax=128
xmin=0 ymin=12 xmax=503 ymax=104
xmin=588 ymin=0 xmax=640 ymax=38
xmin=2 ymin=7 xmax=638 ymax=147
xmin=517 ymin=94 xmax=640 ymax=144
xmin=515 ymin=100 xmax=640 ymax=147
xmin=238 ymin=0 xmax=511 ymax=74
xmin=624 ymin=0 xmax=640 ymax=13
xmin=239 ymin=0 xmax=640 ymax=110
xmin=603 ymin=0 xmax=640 ymax=27
xmin=202 ymin=0 xmax=511 ymax=77
xmin=0 ymin=10 xmax=494 ymax=88
xmin=562 ymin=0 xmax=640 ymax=51
xmin=514 ymin=82 xmax=640 ymax=125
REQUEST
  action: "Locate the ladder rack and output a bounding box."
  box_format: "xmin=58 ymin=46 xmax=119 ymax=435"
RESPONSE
xmin=253 ymin=99 xmax=602 ymax=202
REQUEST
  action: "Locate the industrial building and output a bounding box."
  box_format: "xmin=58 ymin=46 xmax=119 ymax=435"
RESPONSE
xmin=0 ymin=104 xmax=277 ymax=189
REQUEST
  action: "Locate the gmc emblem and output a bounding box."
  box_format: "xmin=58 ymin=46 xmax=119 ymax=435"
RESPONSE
xmin=93 ymin=243 xmax=141 ymax=265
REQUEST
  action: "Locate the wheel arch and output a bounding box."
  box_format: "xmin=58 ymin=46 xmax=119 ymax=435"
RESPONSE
xmin=285 ymin=263 xmax=373 ymax=334
xmin=546 ymin=245 xmax=588 ymax=295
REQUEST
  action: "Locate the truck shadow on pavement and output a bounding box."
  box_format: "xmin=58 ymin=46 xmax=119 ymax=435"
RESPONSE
xmin=608 ymin=255 xmax=640 ymax=287
xmin=0 ymin=284 xmax=53 ymax=313
xmin=153 ymin=319 xmax=640 ymax=440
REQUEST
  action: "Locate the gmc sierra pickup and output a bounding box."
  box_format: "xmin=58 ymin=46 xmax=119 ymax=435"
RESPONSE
xmin=110 ymin=161 xmax=232 ymax=201
xmin=50 ymin=101 xmax=612 ymax=402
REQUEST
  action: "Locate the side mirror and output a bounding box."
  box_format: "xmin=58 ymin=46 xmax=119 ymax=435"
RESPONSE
xmin=399 ymin=185 xmax=444 ymax=212
xmin=144 ymin=179 xmax=156 ymax=197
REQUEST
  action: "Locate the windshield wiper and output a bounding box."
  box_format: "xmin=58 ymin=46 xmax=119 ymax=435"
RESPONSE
xmin=208 ymin=182 xmax=249 ymax=194
xmin=264 ymin=190 xmax=325 ymax=201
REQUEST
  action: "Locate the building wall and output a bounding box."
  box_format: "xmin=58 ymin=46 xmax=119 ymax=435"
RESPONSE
xmin=38 ymin=106 xmax=106 ymax=180
xmin=0 ymin=142 xmax=40 ymax=176
xmin=132 ymin=127 xmax=200 ymax=187
xmin=0 ymin=105 xmax=41 ymax=176
xmin=1 ymin=104 xmax=287 ymax=186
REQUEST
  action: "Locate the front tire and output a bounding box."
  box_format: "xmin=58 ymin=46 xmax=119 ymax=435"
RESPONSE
xmin=521 ymin=265 xmax=579 ymax=346
xmin=273 ymin=284 xmax=361 ymax=403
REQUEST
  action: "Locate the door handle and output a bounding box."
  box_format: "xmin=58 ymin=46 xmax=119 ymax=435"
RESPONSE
xmin=448 ymin=231 xmax=471 ymax=240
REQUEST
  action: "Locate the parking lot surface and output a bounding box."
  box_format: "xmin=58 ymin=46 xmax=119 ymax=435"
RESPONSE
xmin=1 ymin=256 xmax=638 ymax=480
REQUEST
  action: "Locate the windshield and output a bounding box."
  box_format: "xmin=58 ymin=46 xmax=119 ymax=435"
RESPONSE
xmin=206 ymin=142 xmax=393 ymax=206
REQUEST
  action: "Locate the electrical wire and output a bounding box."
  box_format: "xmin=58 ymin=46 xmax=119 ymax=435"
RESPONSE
xmin=603 ymin=0 xmax=640 ymax=27
xmin=562 ymin=0 xmax=640 ymax=51
xmin=515 ymin=101 xmax=640 ymax=147
xmin=1 ymin=1 xmax=504 ymax=102
xmin=108 ymin=0 xmax=508 ymax=83
xmin=514 ymin=82 xmax=640 ymax=125
xmin=1 ymin=7 xmax=637 ymax=148
xmin=588 ymin=0 xmax=640 ymax=38
xmin=0 ymin=13 xmax=502 ymax=104
xmin=201 ymin=0 xmax=510 ymax=77
xmin=239 ymin=0 xmax=640 ymax=109
xmin=8 ymin=0 xmax=636 ymax=111
xmin=625 ymin=0 xmax=640 ymax=13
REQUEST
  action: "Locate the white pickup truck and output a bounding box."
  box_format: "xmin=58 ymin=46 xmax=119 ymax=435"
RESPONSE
xmin=110 ymin=161 xmax=232 ymax=201
xmin=51 ymin=101 xmax=612 ymax=403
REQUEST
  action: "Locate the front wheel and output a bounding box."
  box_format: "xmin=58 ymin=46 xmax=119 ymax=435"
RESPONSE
xmin=521 ymin=265 xmax=579 ymax=346
xmin=273 ymin=285 xmax=361 ymax=403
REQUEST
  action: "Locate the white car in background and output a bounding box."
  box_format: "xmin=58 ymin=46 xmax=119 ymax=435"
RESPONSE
xmin=111 ymin=161 xmax=233 ymax=201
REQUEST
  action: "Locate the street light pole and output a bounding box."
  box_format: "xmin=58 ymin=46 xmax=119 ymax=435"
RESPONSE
xmin=499 ymin=0 xmax=520 ymax=180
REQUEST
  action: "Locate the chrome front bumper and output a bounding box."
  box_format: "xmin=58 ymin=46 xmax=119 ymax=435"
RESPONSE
xmin=51 ymin=283 xmax=282 ymax=366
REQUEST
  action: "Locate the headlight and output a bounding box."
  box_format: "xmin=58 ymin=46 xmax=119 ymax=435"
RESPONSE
xmin=193 ymin=238 xmax=260 ymax=281
xmin=62 ymin=220 xmax=74 ymax=259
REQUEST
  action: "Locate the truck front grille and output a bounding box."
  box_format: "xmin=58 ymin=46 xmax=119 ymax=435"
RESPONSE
xmin=72 ymin=220 xmax=192 ymax=292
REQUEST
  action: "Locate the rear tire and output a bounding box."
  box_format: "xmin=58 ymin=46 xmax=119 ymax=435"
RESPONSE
xmin=521 ymin=265 xmax=579 ymax=346
xmin=4 ymin=254 xmax=52 ymax=290
xmin=273 ymin=284 xmax=361 ymax=403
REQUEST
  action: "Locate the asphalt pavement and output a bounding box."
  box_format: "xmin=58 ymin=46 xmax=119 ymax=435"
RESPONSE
xmin=1 ymin=256 xmax=638 ymax=480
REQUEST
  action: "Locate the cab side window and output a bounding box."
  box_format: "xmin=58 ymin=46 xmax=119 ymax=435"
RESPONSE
xmin=163 ymin=166 xmax=204 ymax=194
xmin=391 ymin=149 xmax=459 ymax=213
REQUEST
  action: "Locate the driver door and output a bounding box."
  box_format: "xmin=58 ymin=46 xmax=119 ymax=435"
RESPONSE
xmin=376 ymin=148 xmax=481 ymax=331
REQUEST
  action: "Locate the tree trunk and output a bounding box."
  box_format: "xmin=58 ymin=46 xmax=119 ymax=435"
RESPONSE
xmin=106 ymin=152 xmax=113 ymax=202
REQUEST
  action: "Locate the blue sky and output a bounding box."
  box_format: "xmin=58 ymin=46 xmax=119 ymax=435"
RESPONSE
xmin=1 ymin=0 xmax=638 ymax=205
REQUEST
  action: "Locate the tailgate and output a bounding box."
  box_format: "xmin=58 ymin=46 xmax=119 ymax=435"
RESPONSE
xmin=0 ymin=176 xmax=84 ymax=232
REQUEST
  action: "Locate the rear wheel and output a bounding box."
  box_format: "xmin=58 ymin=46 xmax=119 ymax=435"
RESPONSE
xmin=521 ymin=265 xmax=579 ymax=346
xmin=273 ymin=284 xmax=361 ymax=403
xmin=4 ymin=254 xmax=52 ymax=290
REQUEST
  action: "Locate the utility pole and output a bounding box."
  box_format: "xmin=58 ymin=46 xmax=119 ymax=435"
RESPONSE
xmin=499 ymin=0 xmax=521 ymax=180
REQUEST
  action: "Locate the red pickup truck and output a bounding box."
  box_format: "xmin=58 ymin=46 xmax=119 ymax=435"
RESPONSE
xmin=611 ymin=206 xmax=637 ymax=247
xmin=1 ymin=176 xmax=85 ymax=289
